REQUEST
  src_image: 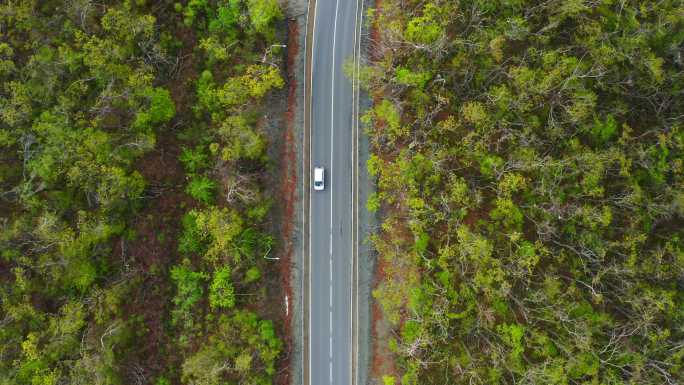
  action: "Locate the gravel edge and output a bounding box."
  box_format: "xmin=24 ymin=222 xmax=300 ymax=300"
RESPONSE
xmin=357 ymin=0 xmax=376 ymax=383
xmin=284 ymin=1 xmax=308 ymax=385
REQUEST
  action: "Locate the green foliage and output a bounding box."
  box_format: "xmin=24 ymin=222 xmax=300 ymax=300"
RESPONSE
xmin=180 ymin=145 xmax=210 ymax=174
xmin=219 ymin=65 xmax=285 ymax=108
xmin=0 ymin=0 xmax=176 ymax=379
xmin=362 ymin=99 xmax=404 ymax=143
xmin=132 ymin=88 xmax=175 ymax=132
xmin=181 ymin=311 xmax=282 ymax=385
xmin=146 ymin=87 xmax=176 ymax=124
xmin=0 ymin=42 xmax=16 ymax=76
xmin=244 ymin=266 xmax=261 ymax=283
xmin=186 ymin=175 xmax=217 ymax=204
xmin=367 ymin=153 xmax=381 ymax=177
xmin=366 ymin=0 xmax=684 ymax=383
xmin=247 ymin=0 xmax=283 ymax=41
xmin=179 ymin=211 xmax=209 ymax=256
xmin=590 ymin=114 xmax=618 ymax=144
xmin=395 ymin=66 xmax=432 ymax=88
xmin=196 ymin=69 xmax=218 ymax=111
xmin=170 ymin=264 xmax=208 ymax=312
xmin=209 ymin=1 xmax=241 ymax=37
xmin=497 ymin=323 xmax=525 ymax=367
xmin=367 ymin=192 xmax=381 ymax=212
xmin=170 ymin=264 xmax=208 ymax=332
xmin=218 ymin=115 xmax=266 ymax=161
xmin=179 ymin=0 xmax=210 ymax=27
xmin=404 ymin=3 xmax=445 ymax=45
xmin=194 ymin=207 xmax=244 ymax=264
xmin=0 ymin=0 xmax=284 ymax=382
xmin=208 ymin=265 xmax=235 ymax=309
xmin=462 ymin=101 xmax=489 ymax=128
xmin=489 ymin=197 xmax=523 ymax=230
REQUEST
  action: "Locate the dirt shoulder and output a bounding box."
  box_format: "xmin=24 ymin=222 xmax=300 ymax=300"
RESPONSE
xmin=356 ymin=0 xmax=378 ymax=383
xmin=263 ymin=1 xmax=309 ymax=384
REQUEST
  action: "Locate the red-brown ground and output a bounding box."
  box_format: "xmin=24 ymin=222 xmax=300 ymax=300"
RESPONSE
xmin=370 ymin=256 xmax=401 ymax=383
xmin=119 ymin=132 xmax=192 ymax=380
xmin=272 ymin=19 xmax=300 ymax=385
xmin=116 ymin=17 xmax=199 ymax=383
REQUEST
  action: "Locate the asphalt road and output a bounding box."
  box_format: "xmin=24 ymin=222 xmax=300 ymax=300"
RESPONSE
xmin=308 ymin=0 xmax=361 ymax=383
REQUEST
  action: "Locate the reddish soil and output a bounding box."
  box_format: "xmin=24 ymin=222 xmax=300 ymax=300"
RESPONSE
xmin=272 ymin=19 xmax=300 ymax=385
xmin=116 ymin=18 xmax=199 ymax=383
xmin=369 ymin=0 xmax=384 ymax=62
xmin=0 ymin=258 xmax=11 ymax=287
xmin=119 ymin=133 xmax=191 ymax=380
xmin=125 ymin=131 xmax=191 ymax=270
xmin=370 ymin=253 xmax=401 ymax=383
xmin=167 ymin=26 xmax=198 ymax=113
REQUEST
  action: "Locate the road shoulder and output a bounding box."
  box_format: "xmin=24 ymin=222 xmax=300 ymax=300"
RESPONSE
xmin=355 ymin=0 xmax=376 ymax=384
xmin=272 ymin=1 xmax=309 ymax=384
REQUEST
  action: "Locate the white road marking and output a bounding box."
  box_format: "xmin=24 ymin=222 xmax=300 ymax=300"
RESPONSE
xmin=350 ymin=0 xmax=359 ymax=383
xmin=306 ymin=1 xmax=318 ymax=384
xmin=330 ymin=0 xmax=341 ymax=383
xmin=351 ymin=1 xmax=365 ymax=384
xmin=309 ymin=0 xmax=364 ymax=383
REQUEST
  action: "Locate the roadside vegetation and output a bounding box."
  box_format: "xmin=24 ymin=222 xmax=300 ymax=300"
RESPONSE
xmin=364 ymin=1 xmax=684 ymax=384
xmin=0 ymin=1 xmax=286 ymax=384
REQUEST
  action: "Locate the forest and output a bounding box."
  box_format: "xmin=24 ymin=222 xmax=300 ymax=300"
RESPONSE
xmin=365 ymin=0 xmax=684 ymax=384
xmin=0 ymin=1 xmax=286 ymax=384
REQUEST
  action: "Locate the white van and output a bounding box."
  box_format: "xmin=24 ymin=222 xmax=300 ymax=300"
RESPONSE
xmin=313 ymin=167 xmax=325 ymax=191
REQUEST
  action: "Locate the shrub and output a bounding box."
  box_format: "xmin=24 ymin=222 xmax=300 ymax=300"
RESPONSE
xmin=178 ymin=211 xmax=208 ymax=256
xmin=179 ymin=145 xmax=210 ymax=174
xmin=209 ymin=265 xmax=235 ymax=309
xmin=186 ymin=175 xmax=217 ymax=204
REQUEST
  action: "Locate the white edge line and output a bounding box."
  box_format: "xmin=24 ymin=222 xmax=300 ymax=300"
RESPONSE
xmin=306 ymin=1 xmax=317 ymax=385
xmin=330 ymin=0 xmax=341 ymax=383
xmin=353 ymin=0 xmax=365 ymax=384
xmin=357 ymin=2 xmax=365 ymax=382
xmin=350 ymin=0 xmax=361 ymax=383
xmin=303 ymin=2 xmax=307 ymax=384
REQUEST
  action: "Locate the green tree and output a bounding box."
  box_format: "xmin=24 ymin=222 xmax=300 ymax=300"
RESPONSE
xmin=186 ymin=175 xmax=217 ymax=204
xmin=208 ymin=266 xmax=235 ymax=309
xmin=179 ymin=145 xmax=210 ymax=174
xmin=247 ymin=0 xmax=283 ymax=40
xmin=0 ymin=0 xmax=285 ymax=382
xmin=170 ymin=264 xmax=208 ymax=329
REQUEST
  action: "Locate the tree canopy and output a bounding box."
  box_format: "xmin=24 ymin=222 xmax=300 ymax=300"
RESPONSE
xmin=0 ymin=1 xmax=286 ymax=384
xmin=366 ymin=0 xmax=684 ymax=384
